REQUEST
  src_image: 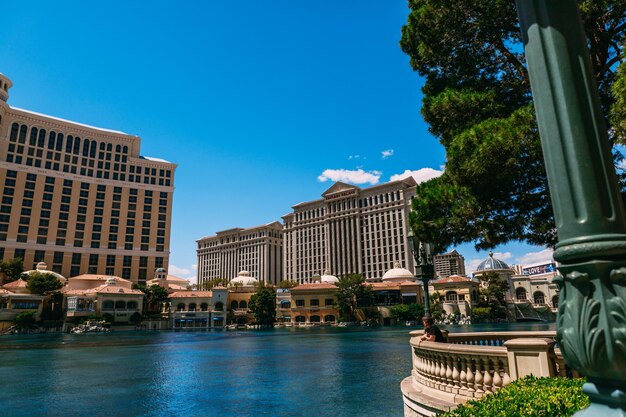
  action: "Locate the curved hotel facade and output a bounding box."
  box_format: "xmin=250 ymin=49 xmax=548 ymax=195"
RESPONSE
xmin=0 ymin=72 xmax=176 ymax=284
xmin=282 ymin=178 xmax=417 ymax=283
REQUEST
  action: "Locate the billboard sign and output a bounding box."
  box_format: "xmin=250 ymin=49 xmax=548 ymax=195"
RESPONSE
xmin=523 ymin=263 xmax=556 ymax=276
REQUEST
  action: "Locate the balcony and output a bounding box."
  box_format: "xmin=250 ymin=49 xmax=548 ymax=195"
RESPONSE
xmin=401 ymin=330 xmax=579 ymax=416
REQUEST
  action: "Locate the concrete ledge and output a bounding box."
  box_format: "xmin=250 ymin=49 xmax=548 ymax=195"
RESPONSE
xmin=401 ymin=377 xmax=458 ymax=417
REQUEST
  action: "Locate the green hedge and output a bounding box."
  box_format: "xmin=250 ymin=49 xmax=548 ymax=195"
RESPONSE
xmin=441 ymin=376 xmax=588 ymax=417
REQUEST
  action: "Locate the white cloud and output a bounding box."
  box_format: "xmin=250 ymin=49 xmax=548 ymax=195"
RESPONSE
xmin=515 ymin=248 xmax=554 ymax=266
xmin=348 ymin=155 xmax=361 ymax=160
xmin=318 ymin=168 xmax=382 ymax=185
xmin=169 ymin=264 xmax=198 ymax=284
xmin=389 ymin=168 xmax=444 ymax=184
xmin=381 ymin=149 xmax=394 ymax=159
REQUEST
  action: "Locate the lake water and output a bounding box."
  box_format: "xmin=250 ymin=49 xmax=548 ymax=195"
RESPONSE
xmin=0 ymin=322 xmax=555 ymax=417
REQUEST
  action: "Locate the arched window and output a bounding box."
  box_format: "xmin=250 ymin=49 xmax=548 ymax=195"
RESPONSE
xmin=200 ymin=303 xmax=208 ymax=311
xmin=552 ymin=295 xmax=559 ymax=309
xmin=90 ymin=141 xmax=97 ymax=157
xmin=115 ymin=300 xmax=126 ymax=309
xmin=215 ymin=302 xmax=223 ymax=311
xmin=102 ymin=300 xmax=114 ymax=310
xmin=127 ymin=301 xmax=138 ymax=310
xmin=18 ymin=125 xmax=27 ymax=143
xmin=37 ymin=129 xmax=46 ymax=147
xmin=66 ymin=135 xmax=73 ymax=153
xmin=239 ymin=300 xmax=247 ymax=309
xmin=188 ymin=303 xmax=196 ymax=311
xmin=177 ymin=303 xmax=185 ymax=311
xmin=230 ymin=301 xmax=238 ymax=310
xmin=310 ymin=315 xmax=321 ymax=323
xmin=115 ymin=144 xmax=121 ymax=153
xmin=10 ymin=123 xmax=18 ymax=141
xmin=82 ymin=139 xmax=90 ymax=156
xmin=295 ymin=315 xmax=306 ymax=323
xmin=122 ymin=145 xmax=128 ymax=154
xmin=48 ymin=131 xmax=56 ymax=149
xmin=100 ymin=142 xmax=106 ymax=150
xmin=56 ymin=133 xmax=64 ymax=151
xmin=106 ymin=143 xmax=112 ymax=152
xmin=445 ymin=291 xmax=458 ymax=302
xmin=516 ymin=287 xmax=527 ymax=301
xmin=324 ymin=315 xmax=336 ymax=322
xmin=533 ymin=291 xmax=545 ymax=305
xmin=73 ymin=137 xmax=81 ymax=154
xmin=29 ymin=127 xmax=38 ymax=145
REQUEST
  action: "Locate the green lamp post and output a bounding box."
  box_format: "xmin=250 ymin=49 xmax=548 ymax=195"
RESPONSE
xmin=407 ymin=229 xmax=434 ymax=318
xmin=515 ymin=1 xmax=626 ymax=415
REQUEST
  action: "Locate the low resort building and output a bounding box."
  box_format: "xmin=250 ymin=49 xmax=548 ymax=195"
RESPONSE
xmin=370 ymin=262 xmax=422 ymax=325
xmin=289 ymin=271 xmax=340 ymax=325
xmin=147 ymin=267 xmax=190 ymax=292
xmin=168 ymin=287 xmax=227 ymax=329
xmin=432 ymin=275 xmax=479 ymax=317
xmin=62 ymin=275 xmax=144 ymax=323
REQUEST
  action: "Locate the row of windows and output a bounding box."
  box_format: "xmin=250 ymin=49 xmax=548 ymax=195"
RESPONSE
xmin=7 ymin=123 xmax=173 ymax=184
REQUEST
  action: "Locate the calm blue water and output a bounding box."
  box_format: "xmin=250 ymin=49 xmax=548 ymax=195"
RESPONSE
xmin=0 ymin=323 xmax=555 ymax=417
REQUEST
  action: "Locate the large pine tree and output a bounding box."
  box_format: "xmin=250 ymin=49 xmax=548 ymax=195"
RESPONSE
xmin=400 ymin=0 xmax=626 ymax=251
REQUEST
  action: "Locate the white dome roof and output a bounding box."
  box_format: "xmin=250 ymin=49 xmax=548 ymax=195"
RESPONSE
xmin=320 ymin=270 xmax=339 ymax=284
xmin=229 ymin=270 xmax=259 ymax=287
xmin=382 ymin=262 xmax=414 ymax=282
xmin=24 ymin=262 xmax=67 ymax=283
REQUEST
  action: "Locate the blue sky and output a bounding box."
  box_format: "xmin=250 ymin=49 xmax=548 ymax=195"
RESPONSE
xmin=1 ymin=1 xmax=553 ymax=281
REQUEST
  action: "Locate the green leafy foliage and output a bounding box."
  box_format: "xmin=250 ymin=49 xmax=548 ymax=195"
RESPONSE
xmin=102 ymin=313 xmax=115 ymax=323
xmin=248 ymin=283 xmax=276 ymax=326
xmin=401 ymin=0 xmax=626 ymax=250
xmin=14 ymin=311 xmax=37 ymax=329
xmin=135 ymin=284 xmax=168 ymax=314
xmin=196 ymin=278 xmax=228 ymax=290
xmin=441 ymin=376 xmax=589 ymax=417
xmin=25 ymin=271 xmax=63 ymax=295
xmin=390 ymin=303 xmax=425 ymax=322
xmin=0 ymin=257 xmax=25 ymax=283
xmin=336 ymin=274 xmax=374 ymax=322
xmin=129 ymin=312 xmax=142 ymax=325
xmin=477 ymin=272 xmax=509 ymax=319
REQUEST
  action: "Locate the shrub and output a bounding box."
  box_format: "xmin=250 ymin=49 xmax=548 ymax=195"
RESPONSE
xmin=471 ymin=307 xmax=492 ymax=322
xmin=441 ymin=376 xmax=588 ymax=417
xmin=102 ymin=313 xmax=115 ymax=323
xmin=129 ymin=312 xmax=142 ymax=325
xmin=14 ymin=311 xmax=37 ymax=329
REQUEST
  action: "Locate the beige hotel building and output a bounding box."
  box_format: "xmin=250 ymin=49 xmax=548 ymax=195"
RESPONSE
xmin=0 ymin=72 xmax=176 ymax=284
xmin=196 ymin=222 xmax=283 ymax=287
xmin=282 ymin=178 xmax=418 ymax=283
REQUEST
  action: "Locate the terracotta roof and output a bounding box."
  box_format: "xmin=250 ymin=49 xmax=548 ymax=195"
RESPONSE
xmin=169 ymin=291 xmax=213 ymax=298
xmin=69 ymin=274 xmax=131 ymax=283
xmin=291 ymin=283 xmax=337 ymax=291
xmin=0 ymin=288 xmax=14 ymax=295
xmin=89 ymin=285 xmax=144 ymax=295
xmin=433 ymin=275 xmax=473 ymax=284
xmin=370 ymin=282 xmax=400 ymax=290
xmin=3 ymin=278 xmax=28 ymax=289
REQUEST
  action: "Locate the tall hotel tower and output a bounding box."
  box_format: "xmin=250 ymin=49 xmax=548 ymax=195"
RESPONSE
xmin=0 ymin=72 xmax=176 ymax=284
xmin=197 ymin=222 xmax=283 ymax=286
xmin=282 ymin=178 xmax=417 ymax=283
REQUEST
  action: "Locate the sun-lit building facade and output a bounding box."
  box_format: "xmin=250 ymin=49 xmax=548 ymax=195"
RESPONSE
xmin=196 ymin=222 xmax=283 ymax=287
xmin=0 ymin=72 xmax=176 ymax=284
xmin=282 ymin=178 xmax=418 ymax=283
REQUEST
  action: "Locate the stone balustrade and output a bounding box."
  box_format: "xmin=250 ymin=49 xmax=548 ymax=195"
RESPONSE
xmin=401 ymin=330 xmax=578 ymax=417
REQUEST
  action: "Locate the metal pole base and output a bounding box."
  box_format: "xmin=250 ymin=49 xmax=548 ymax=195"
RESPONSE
xmin=575 ymin=380 xmax=626 ymax=417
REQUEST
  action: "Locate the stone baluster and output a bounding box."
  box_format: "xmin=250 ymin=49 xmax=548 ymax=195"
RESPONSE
xmin=465 ymin=357 xmax=475 ymax=395
xmin=473 ymin=357 xmax=484 ymax=395
xmin=483 ymin=359 xmax=493 ymax=393
xmin=445 ymin=354 xmax=454 ymax=389
xmin=431 ymin=353 xmax=440 ymax=387
xmin=452 ymin=355 xmax=461 ymax=392
xmin=502 ymin=360 xmax=511 ymax=387
xmin=459 ymin=357 xmax=467 ymax=391
xmin=492 ymin=361 xmax=503 ymax=393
